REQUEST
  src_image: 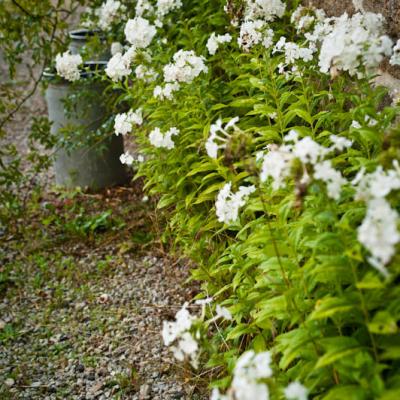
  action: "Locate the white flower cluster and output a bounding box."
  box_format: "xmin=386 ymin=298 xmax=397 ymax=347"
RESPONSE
xmin=163 ymin=50 xmax=208 ymax=84
xmin=135 ymin=0 xmax=154 ymax=17
xmin=105 ymin=47 xmax=136 ymax=82
xmin=96 ymin=0 xmax=125 ymax=31
xmin=211 ymin=351 xmax=272 ymax=400
xmin=124 ymin=17 xmax=157 ymax=49
xmin=206 ymin=117 xmax=240 ymax=159
xmin=156 ymin=0 xmax=183 ymax=18
xmin=135 ymin=65 xmax=158 ymax=82
xmin=162 ymin=303 xmax=199 ymax=368
xmin=352 ymin=162 xmax=400 ymax=276
xmin=291 ymin=6 xmax=325 ymax=33
xmin=238 ymin=20 xmax=274 ymax=52
xmin=260 ymin=130 xmax=351 ymax=200
xmin=216 ymin=182 xmax=256 ymax=224
xmin=244 ymin=0 xmax=286 ymax=22
xmin=207 ymin=33 xmax=233 ymax=55
xmin=274 ymin=36 xmax=314 ymax=65
xmin=55 ymin=51 xmax=83 ymax=82
xmin=284 ymin=381 xmax=309 ymax=400
xmin=153 ymin=82 xmax=180 ymax=100
xmin=315 ymin=12 xmax=393 ymax=76
xmin=119 ymin=151 xmax=144 ymax=166
xmin=114 ymin=108 xmax=143 ymax=136
xmin=149 ymin=127 xmax=179 ymax=149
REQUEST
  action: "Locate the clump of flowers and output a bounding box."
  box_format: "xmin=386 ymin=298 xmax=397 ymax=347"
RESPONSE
xmin=135 ymin=65 xmax=158 ymax=82
xmin=284 ymin=381 xmax=309 ymax=400
xmin=96 ymin=0 xmax=126 ymax=31
xmin=207 ymin=33 xmax=233 ymax=55
xmin=215 ymin=182 xmax=256 ymax=224
xmin=156 ymin=0 xmax=183 ymax=18
xmin=163 ymin=50 xmax=208 ymax=84
xmin=238 ymin=20 xmax=274 ymax=52
xmin=105 ymin=47 xmax=136 ymax=82
xmin=114 ymin=108 xmax=143 ymax=136
xmin=124 ymin=17 xmax=157 ymax=49
xmin=273 ymin=36 xmax=314 ymax=65
xmin=55 ymin=51 xmax=83 ymax=82
xmin=153 ymin=82 xmax=180 ymax=100
xmin=315 ymin=12 xmax=393 ymax=76
xmin=149 ymin=127 xmax=179 ymax=149
xmin=162 ymin=303 xmax=199 ymax=368
xmin=244 ymin=0 xmax=286 ymax=21
xmin=290 ymin=5 xmax=325 ymax=33
xmin=211 ymin=350 xmax=273 ymax=400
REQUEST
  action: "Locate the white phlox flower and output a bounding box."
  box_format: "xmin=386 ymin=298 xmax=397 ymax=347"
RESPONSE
xmin=153 ymin=82 xmax=181 ymax=100
xmin=124 ymin=17 xmax=157 ymax=49
xmin=291 ymin=6 xmax=325 ymax=33
xmin=96 ymin=0 xmax=125 ymax=30
xmin=135 ymin=0 xmax=154 ymax=17
xmin=162 ymin=303 xmax=199 ymax=368
xmin=119 ymin=151 xmax=134 ymax=165
xmin=313 ymin=160 xmax=347 ymax=200
xmin=110 ymin=42 xmax=123 ymax=56
xmin=357 ymin=198 xmax=400 ymax=277
xmin=114 ymin=108 xmax=143 ymax=136
xmin=284 ymin=381 xmax=308 ymax=400
xmin=238 ymin=20 xmax=274 ymax=52
xmin=273 ymin=36 xmax=315 ymax=65
xmin=105 ymin=47 xmax=137 ymax=81
xmin=163 ymin=50 xmax=208 ymax=84
xmin=244 ymin=0 xmax=286 ymax=21
xmin=135 ymin=65 xmax=158 ymax=82
xmin=215 ymin=182 xmax=256 ymax=224
xmin=207 ymin=33 xmax=233 ymax=55
xmin=55 ymin=51 xmax=82 ymax=82
xmin=156 ymin=0 xmax=183 ymax=18
xmin=315 ymin=12 xmax=393 ymax=77
xmin=149 ymin=127 xmax=179 ymax=149
xmin=206 ymin=117 xmax=240 ymax=159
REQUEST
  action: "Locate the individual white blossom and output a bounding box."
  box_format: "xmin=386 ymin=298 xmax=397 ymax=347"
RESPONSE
xmin=244 ymin=0 xmax=286 ymax=21
xmin=55 ymin=51 xmax=82 ymax=82
xmin=114 ymin=108 xmax=143 ymax=136
xmin=284 ymin=381 xmax=308 ymax=400
xmin=358 ymin=198 xmax=400 ymax=276
xmin=206 ymin=117 xmax=240 ymax=159
xmin=207 ymin=33 xmax=233 ymax=55
xmin=156 ymin=0 xmax=183 ymax=18
xmin=124 ymin=17 xmax=157 ymax=49
xmin=153 ymin=82 xmax=180 ymax=100
xmin=215 ymin=182 xmax=256 ymax=224
xmin=119 ymin=152 xmax=134 ymax=165
xmin=390 ymin=39 xmax=400 ymax=66
xmin=163 ymin=50 xmax=208 ymax=84
xmin=96 ymin=0 xmax=125 ymax=30
xmin=135 ymin=65 xmax=158 ymax=82
xmin=149 ymin=127 xmax=179 ymax=149
xmin=238 ymin=20 xmax=274 ymax=52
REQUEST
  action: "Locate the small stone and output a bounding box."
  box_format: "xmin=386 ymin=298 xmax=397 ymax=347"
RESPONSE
xmin=5 ymin=378 xmax=15 ymax=387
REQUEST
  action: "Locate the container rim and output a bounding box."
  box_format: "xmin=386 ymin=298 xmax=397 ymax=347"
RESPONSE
xmin=69 ymin=28 xmax=105 ymax=41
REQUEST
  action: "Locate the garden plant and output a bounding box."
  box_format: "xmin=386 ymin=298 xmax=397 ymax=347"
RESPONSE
xmin=1 ymin=0 xmax=400 ymax=399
